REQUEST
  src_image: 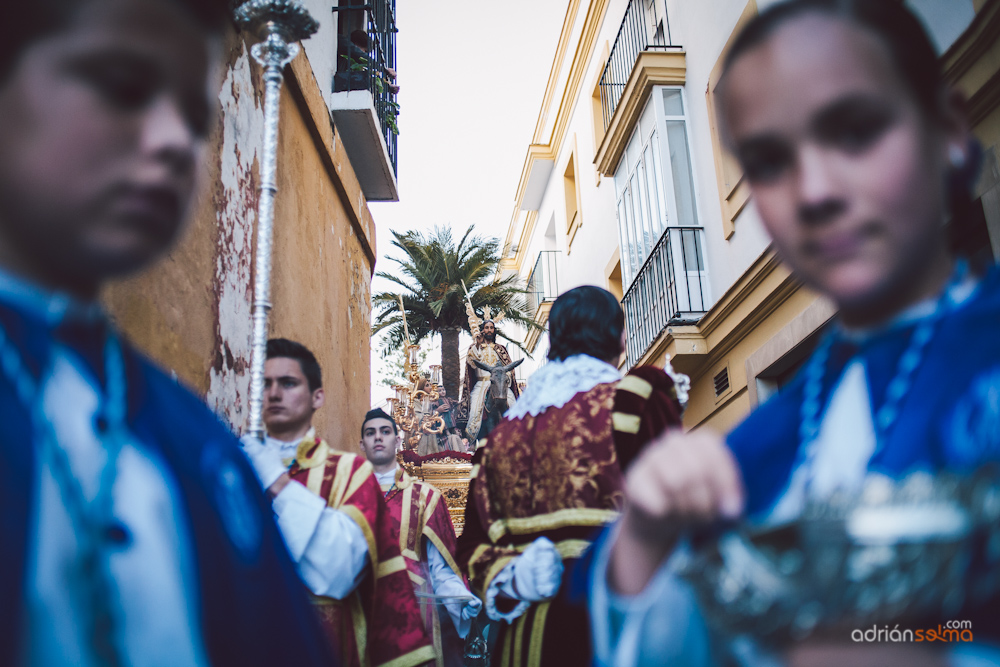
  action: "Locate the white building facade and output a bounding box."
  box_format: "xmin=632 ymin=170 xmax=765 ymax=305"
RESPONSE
xmin=500 ymin=0 xmax=993 ymax=431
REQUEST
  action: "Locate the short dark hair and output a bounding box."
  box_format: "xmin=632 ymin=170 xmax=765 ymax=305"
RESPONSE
xmin=361 ymin=408 xmax=398 ymax=438
xmin=1 ymin=0 xmax=230 ymax=84
xmin=547 ymin=286 xmax=625 ymax=363
xmin=266 ymin=338 xmax=322 ymax=392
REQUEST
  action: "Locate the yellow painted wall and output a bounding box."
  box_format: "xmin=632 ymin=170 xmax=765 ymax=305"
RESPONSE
xmin=644 ymin=253 xmax=827 ymax=435
xmin=103 ymin=28 xmax=374 ymax=453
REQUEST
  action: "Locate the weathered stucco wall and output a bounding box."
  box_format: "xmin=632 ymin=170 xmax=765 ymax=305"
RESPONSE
xmin=103 ymin=28 xmax=375 ymax=451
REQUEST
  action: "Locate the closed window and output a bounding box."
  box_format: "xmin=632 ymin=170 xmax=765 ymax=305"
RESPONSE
xmin=614 ymin=86 xmax=699 ymax=286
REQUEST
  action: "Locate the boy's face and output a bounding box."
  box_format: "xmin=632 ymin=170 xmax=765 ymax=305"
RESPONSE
xmin=359 ymin=418 xmax=401 ymax=468
xmin=0 ymin=0 xmax=219 ymax=298
xmin=263 ymin=357 xmax=324 ymax=435
xmin=722 ymin=16 xmax=963 ymax=324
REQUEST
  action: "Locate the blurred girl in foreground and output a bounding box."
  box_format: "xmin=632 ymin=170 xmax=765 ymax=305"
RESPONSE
xmin=590 ymin=1 xmax=999 ymax=665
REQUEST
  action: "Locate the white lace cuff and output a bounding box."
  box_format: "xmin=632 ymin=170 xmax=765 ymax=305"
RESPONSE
xmin=485 ymin=562 xmax=531 ymax=623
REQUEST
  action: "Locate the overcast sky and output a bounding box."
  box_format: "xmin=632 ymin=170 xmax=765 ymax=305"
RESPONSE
xmin=368 ymin=0 xmax=568 ymax=404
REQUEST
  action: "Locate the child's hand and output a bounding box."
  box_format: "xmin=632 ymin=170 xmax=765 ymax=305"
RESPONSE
xmin=625 ymin=429 xmax=743 ymax=530
xmin=610 ymin=429 xmax=743 ymax=595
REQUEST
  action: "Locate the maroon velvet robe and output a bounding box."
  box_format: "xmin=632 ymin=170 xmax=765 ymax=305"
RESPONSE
xmin=455 ymin=367 xmax=684 ymax=666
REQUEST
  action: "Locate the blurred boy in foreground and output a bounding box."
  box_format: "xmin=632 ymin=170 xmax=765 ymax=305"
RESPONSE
xmin=0 ymin=1 xmax=330 ymax=664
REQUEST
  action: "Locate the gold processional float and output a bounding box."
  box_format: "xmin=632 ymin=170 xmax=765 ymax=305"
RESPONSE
xmin=388 ymin=295 xmax=473 ymax=535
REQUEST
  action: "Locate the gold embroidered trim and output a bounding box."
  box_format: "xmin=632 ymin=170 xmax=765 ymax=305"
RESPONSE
xmin=376 ymin=555 xmax=407 ymax=578
xmin=617 ymin=375 xmax=653 ymax=399
xmin=309 ymin=594 xmax=344 ymax=607
xmin=487 ymin=507 xmax=620 ymax=543
xmin=467 ymin=543 xmax=491 ymax=590
xmin=343 ymin=459 xmax=375 ymax=505
xmin=424 ymin=489 xmax=441 ymax=530
xmin=340 ymin=504 xmax=378 ymax=572
xmin=327 ymin=455 xmax=356 ymax=508
xmin=482 ymin=554 xmax=516 ymax=595
xmin=432 ymin=594 xmax=444 ymax=667
xmin=424 ymin=525 xmax=462 ymax=578
xmin=513 ymin=538 xmax=592 ymax=560
xmin=501 ymin=622 xmax=514 ymax=667
xmin=375 ymin=644 xmax=437 ymax=667
xmin=294 ymin=432 xmax=327 ymax=469
xmin=396 ymin=467 xmax=416 ymax=491
xmin=513 ymin=612 xmax=527 ymax=667
xmin=612 ymin=412 xmax=642 ymax=434
xmin=350 ymin=592 xmax=368 ymax=667
xmin=305 ymin=458 xmax=326 ymax=497
xmin=399 ymin=485 xmax=414 ymax=555
xmin=527 ymin=602 xmax=551 ymax=667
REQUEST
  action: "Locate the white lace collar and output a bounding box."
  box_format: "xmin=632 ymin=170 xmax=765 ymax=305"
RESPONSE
xmin=505 ymin=354 xmax=621 ymax=420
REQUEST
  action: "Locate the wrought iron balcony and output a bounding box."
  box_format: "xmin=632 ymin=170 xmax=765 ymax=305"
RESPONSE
xmin=622 ymin=227 xmax=709 ymax=367
xmin=526 ymin=251 xmax=560 ymax=317
xmin=330 ymin=0 xmax=399 ymax=200
xmin=599 ymin=0 xmax=675 ymax=132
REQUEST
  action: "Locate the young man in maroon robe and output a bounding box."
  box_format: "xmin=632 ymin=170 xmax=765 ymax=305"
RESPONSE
xmin=360 ymin=408 xmax=482 ymax=667
xmin=456 ymin=286 xmax=685 ymax=666
xmin=241 ymin=339 xmax=434 ymax=667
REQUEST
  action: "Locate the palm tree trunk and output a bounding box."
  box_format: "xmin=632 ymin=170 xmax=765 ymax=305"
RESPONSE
xmin=440 ymin=326 xmax=462 ymax=400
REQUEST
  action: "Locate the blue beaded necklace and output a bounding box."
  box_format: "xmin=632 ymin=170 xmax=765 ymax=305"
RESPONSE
xmin=798 ymin=263 xmax=968 ymax=488
xmin=0 ymin=321 xmax=128 ymax=666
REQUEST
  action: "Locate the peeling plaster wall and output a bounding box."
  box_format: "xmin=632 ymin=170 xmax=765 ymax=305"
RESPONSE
xmin=103 ymin=30 xmax=374 ymax=449
xmin=205 ymin=44 xmax=260 ymax=430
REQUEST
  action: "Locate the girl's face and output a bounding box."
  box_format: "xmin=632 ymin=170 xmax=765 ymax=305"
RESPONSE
xmin=722 ymin=15 xmax=966 ymax=325
xmin=0 ymin=0 xmax=219 ymax=298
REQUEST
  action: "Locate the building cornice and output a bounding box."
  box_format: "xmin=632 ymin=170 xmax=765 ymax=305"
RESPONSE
xmin=524 ymin=301 xmax=554 ymax=353
xmin=503 ymin=0 xmax=612 ymax=263
xmin=594 ymin=50 xmax=687 ymax=175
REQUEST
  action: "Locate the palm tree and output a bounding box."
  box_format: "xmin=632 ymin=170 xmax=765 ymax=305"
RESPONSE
xmin=371 ymin=225 xmax=539 ymax=400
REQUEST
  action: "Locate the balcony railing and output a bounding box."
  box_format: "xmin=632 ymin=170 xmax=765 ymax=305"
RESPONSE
xmin=599 ymin=0 xmax=675 ymax=132
xmin=333 ymin=0 xmax=399 ymax=176
xmin=622 ymin=227 xmax=709 ymax=367
xmin=526 ymin=251 xmax=560 ymax=316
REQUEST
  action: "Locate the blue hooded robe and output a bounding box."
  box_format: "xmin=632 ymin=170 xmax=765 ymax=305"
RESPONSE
xmin=0 ymin=299 xmax=333 ymax=666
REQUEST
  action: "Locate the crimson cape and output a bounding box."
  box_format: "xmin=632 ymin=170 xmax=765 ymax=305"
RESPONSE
xmin=383 ymin=468 xmax=465 ymax=667
xmin=289 ymin=438 xmax=434 ymax=667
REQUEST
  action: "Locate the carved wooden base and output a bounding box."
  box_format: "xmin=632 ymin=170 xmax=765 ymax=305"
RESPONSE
xmin=397 ymin=452 xmax=472 ymax=536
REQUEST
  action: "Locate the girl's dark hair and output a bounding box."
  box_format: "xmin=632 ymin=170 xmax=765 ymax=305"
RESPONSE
xmin=722 ymin=0 xmax=981 ymax=257
xmin=1 ymin=0 xmax=231 ymax=83
xmin=723 ymin=0 xmax=943 ymax=120
xmin=547 ymin=286 xmax=625 ymax=363
xmin=267 ymin=338 xmax=323 ymax=392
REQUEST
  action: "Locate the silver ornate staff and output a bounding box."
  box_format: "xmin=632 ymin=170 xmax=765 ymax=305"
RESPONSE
xmin=233 ymin=0 xmax=318 ymax=441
